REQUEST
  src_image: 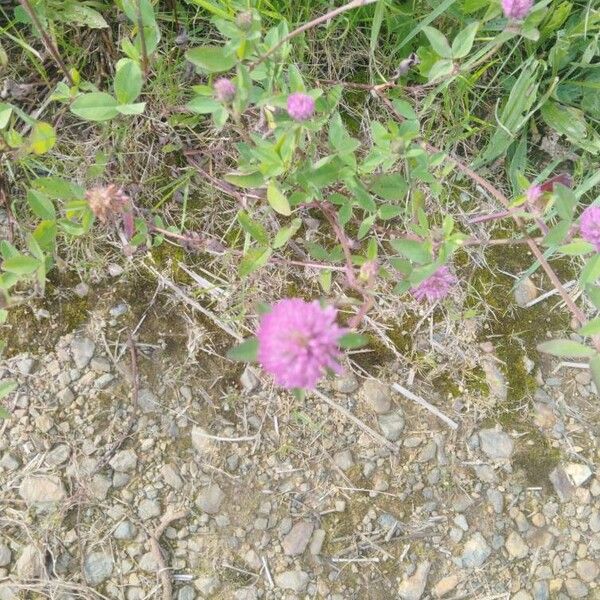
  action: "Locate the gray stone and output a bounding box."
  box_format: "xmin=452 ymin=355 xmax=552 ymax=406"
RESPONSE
xmin=109 ymin=303 xmax=128 ymax=318
xmin=19 ymin=475 xmax=66 ymax=507
xmin=17 ymin=357 xmax=37 ymax=375
xmin=240 ymin=367 xmax=260 ymax=393
xmin=0 ymin=584 xmax=16 ymax=600
xmin=482 ymin=359 xmax=508 ymax=402
xmin=514 ymin=277 xmax=538 ymax=307
xmin=35 ymin=414 xmax=53 ymax=433
xmin=138 ymin=388 xmax=159 ymax=413
xmin=486 ymin=489 xmax=504 ymax=513
xmin=161 ymin=464 xmax=183 ymax=490
xmin=109 ymin=449 xmax=137 ymax=472
xmin=478 ymin=428 xmax=513 ymax=459
xmin=550 ymin=466 xmax=575 ymax=502
xmin=378 ymin=513 xmax=400 ymax=530
xmin=126 ymin=587 xmax=143 ymax=600
xmin=45 ymin=444 xmax=70 ymax=466
xmin=362 ymin=379 xmax=391 ymax=414
xmin=564 ymin=579 xmax=588 ymax=598
xmin=309 ymin=529 xmax=326 ymax=555
xmin=564 ymin=463 xmax=592 ymax=487
xmin=191 ymin=426 xmax=213 ymax=454
xmin=113 ymin=521 xmax=136 ymax=540
xmin=432 ymin=574 xmax=458 ymax=598
xmin=177 ymin=585 xmax=196 ymax=600
xmin=398 ymin=561 xmax=430 ymax=600
xmin=334 ymin=371 xmax=359 ymax=393
xmin=333 ymin=449 xmax=354 ymax=471
xmin=15 ymin=545 xmax=44 ymax=579
xmin=505 ymin=531 xmax=529 ymax=559
xmin=0 ymin=544 xmax=11 ymax=567
xmin=74 ymin=282 xmax=89 ymax=297
xmin=282 ymin=520 xmax=314 ymax=556
xmin=589 ymin=511 xmax=600 ymax=533
xmin=84 ymin=552 xmax=113 ymax=586
xmin=194 ymin=575 xmax=220 ymax=596
xmin=138 ymin=498 xmax=161 ymax=521
xmin=57 ymin=388 xmax=75 ymax=404
xmin=449 ymin=528 xmax=463 ymax=543
xmin=94 ymin=374 xmax=114 ymax=389
xmin=274 ymin=570 xmax=309 ymax=592
xmin=90 ymin=474 xmax=111 ymax=500
xmin=461 ymin=533 xmax=491 ymax=568
xmin=113 ymin=472 xmax=130 ymax=488
xmin=107 ymin=263 xmax=123 ymax=276
xmin=196 ymin=484 xmax=225 ymax=514
xmin=533 ymin=580 xmax=549 ymax=600
xmin=474 ymin=464 xmax=497 ymax=483
xmin=575 ymin=559 xmax=598 ymax=583
xmin=70 ymin=337 xmax=95 ymax=369
xmin=454 ymin=515 xmax=468 ymax=531
xmin=233 ymin=588 xmax=257 ymax=600
xmin=244 ymin=549 xmax=261 ymax=571
xmin=139 ymin=551 xmax=159 ymax=573
xmin=0 ymin=453 xmax=19 ymax=471
xmin=90 ymin=357 xmax=111 ymax=373
xmin=417 ymin=440 xmax=437 ymax=463
xmin=378 ymin=410 xmax=405 ymax=441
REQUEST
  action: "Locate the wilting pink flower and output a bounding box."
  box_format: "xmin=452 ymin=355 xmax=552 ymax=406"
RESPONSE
xmin=580 ymin=205 xmax=600 ymax=251
xmin=287 ymin=92 xmax=315 ymax=122
xmin=257 ymin=298 xmax=346 ymax=389
xmin=214 ymin=78 xmax=236 ymax=103
xmin=411 ymin=266 xmax=457 ymax=302
xmin=86 ymin=185 xmax=130 ymax=223
xmin=526 ymin=184 xmax=542 ymax=204
xmin=502 ymin=0 xmax=533 ymax=20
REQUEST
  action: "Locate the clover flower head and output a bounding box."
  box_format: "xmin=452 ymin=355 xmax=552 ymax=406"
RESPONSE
xmin=257 ymin=298 xmax=346 ymax=390
xmin=526 ymin=184 xmax=542 ymax=204
xmin=85 ymin=185 xmax=130 ymax=223
xmin=214 ymin=78 xmax=236 ymax=103
xmin=502 ymin=0 xmax=533 ymax=20
xmin=287 ymin=92 xmax=315 ymax=122
xmin=580 ymin=205 xmax=600 ymax=251
xmin=236 ymin=11 xmax=253 ymax=31
xmin=411 ymin=266 xmax=457 ymax=302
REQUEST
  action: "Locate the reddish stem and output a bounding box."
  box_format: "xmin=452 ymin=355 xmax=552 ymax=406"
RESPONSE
xmin=375 ymin=92 xmax=600 ymax=352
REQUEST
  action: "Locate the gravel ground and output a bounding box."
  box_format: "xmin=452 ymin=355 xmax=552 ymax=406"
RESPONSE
xmin=0 ymin=293 xmax=599 ymax=600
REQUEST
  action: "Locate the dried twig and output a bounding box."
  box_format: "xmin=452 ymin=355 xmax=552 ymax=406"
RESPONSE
xmin=250 ymin=0 xmax=379 ymax=69
xmin=0 ymin=175 xmax=14 ymax=243
xmin=18 ymin=0 xmax=74 ymax=85
xmin=149 ymin=506 xmax=188 ymax=600
xmin=392 ymin=383 xmax=459 ymax=430
xmin=312 ymin=389 xmax=399 ymax=452
xmin=93 ymin=334 xmax=139 ymax=474
xmin=377 ymin=91 xmax=600 ymax=353
xmin=145 ymin=264 xmax=244 ymax=341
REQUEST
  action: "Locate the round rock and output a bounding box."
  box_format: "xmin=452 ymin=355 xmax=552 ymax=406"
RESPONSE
xmin=361 ymin=379 xmax=392 ymax=414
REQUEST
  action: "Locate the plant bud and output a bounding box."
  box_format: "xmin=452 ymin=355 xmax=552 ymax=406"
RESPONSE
xmin=214 ymin=78 xmax=236 ymax=103
xmin=236 ymin=11 xmax=253 ymax=31
xmin=502 ymin=0 xmax=533 ymax=20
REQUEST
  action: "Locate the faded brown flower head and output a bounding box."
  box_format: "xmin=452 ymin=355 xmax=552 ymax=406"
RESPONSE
xmin=85 ymin=185 xmax=130 ymax=223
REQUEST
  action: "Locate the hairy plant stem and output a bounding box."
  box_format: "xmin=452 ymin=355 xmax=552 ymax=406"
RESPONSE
xmin=378 ymin=91 xmax=600 ymax=353
xmin=250 ymin=0 xmax=379 ymax=70
xmin=319 ymin=202 xmax=374 ymax=328
xmin=0 ymin=174 xmax=14 ymax=243
xmin=18 ymin=0 xmax=74 ymax=86
xmin=137 ymin=0 xmax=149 ymax=77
